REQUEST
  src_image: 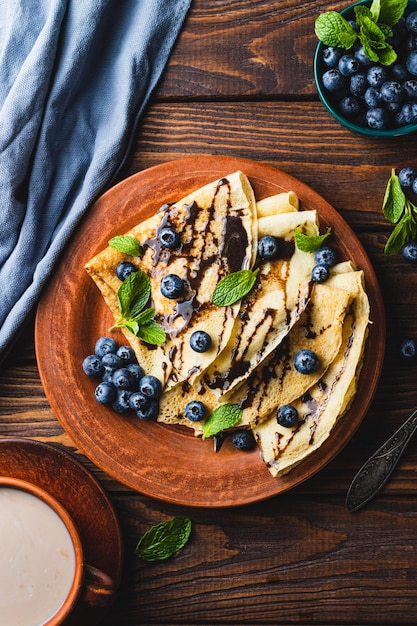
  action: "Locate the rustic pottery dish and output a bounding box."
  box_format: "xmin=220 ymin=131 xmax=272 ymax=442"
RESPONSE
xmin=35 ymin=155 xmax=385 ymax=507
xmin=314 ymin=0 xmax=417 ymax=137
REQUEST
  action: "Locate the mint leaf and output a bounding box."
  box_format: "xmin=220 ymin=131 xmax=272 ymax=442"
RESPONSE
xmin=295 ymin=228 xmax=331 ymax=253
xmin=109 ymin=235 xmax=142 ymax=257
xmin=315 ymin=12 xmax=357 ymax=48
xmin=382 ymin=169 xmax=405 ymax=223
xmin=136 ymin=320 xmax=167 ymax=345
xmin=212 ymin=269 xmax=259 ymax=307
xmin=384 ymin=213 xmax=415 ymax=254
xmin=202 ymin=404 xmax=243 ymax=439
xmin=135 ymin=516 xmax=192 ymax=562
xmin=376 ymin=44 xmax=397 ymax=65
xmin=370 ymin=0 xmax=381 ymax=22
xmin=117 ymin=271 xmax=150 ymax=318
xmin=378 ymin=0 xmax=408 ymax=26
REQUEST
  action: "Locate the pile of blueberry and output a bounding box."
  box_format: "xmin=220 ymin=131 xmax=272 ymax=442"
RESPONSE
xmin=319 ymin=11 xmax=417 ymax=130
xmin=83 ymin=336 xmax=162 ymax=420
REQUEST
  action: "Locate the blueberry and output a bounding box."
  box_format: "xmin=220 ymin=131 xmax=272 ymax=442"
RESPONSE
xmin=230 ymin=429 xmax=257 ymax=451
xmin=312 ymin=264 xmax=330 ymax=283
xmin=322 ymin=68 xmax=346 ymax=92
xmin=366 ymin=107 xmax=390 ymax=130
xmin=116 ymin=261 xmax=137 ymax=281
xmin=139 ymin=375 xmax=162 ymax=399
xmin=403 ymin=79 xmax=417 ymax=101
xmin=294 ymin=349 xmax=319 ymax=375
xmin=82 ymin=354 xmax=103 ymax=377
xmin=322 ymin=46 xmax=342 ymax=68
xmin=390 ymin=63 xmax=409 ymax=82
xmin=380 ymin=81 xmax=403 ymax=104
xmin=367 ymin=65 xmax=388 ymax=88
xmin=277 ymin=405 xmax=299 ymax=428
xmin=94 ymin=381 xmax=116 ymax=405
xmin=136 ymin=400 xmax=159 ymax=421
xmin=340 ymin=95 xmax=362 ymax=118
xmin=354 ymin=46 xmax=373 ymax=67
xmin=398 ymin=167 xmax=417 ymax=188
xmin=184 ymin=400 xmax=206 ymax=422
xmin=160 ymin=273 xmax=184 ymax=299
xmin=400 ymin=338 xmax=417 ymax=361
xmin=396 ymin=103 xmax=417 ymax=125
xmin=95 ymin=336 xmax=117 ymax=358
xmin=401 ymin=240 xmax=417 ymax=262
xmin=189 ymin=330 xmax=212 ymax=353
xmin=350 ymin=73 xmax=366 ymax=97
xmin=406 ymin=11 xmax=417 ymax=34
xmin=406 ymin=51 xmax=417 ymax=76
xmin=314 ymin=246 xmax=338 ymax=267
xmin=413 ymin=177 xmax=417 ymax=194
xmin=338 ymin=54 xmax=359 ymax=77
xmin=158 ymin=226 xmax=181 ymax=250
xmin=258 ymin=235 xmax=280 ymax=260
xmin=116 ymin=345 xmax=136 ymax=364
xmin=364 ymin=87 xmax=382 ymax=108
xmin=112 ymin=389 xmax=132 ymax=413
xmin=128 ymin=391 xmax=150 ymax=411
xmin=112 ymin=367 xmax=135 ymax=390
xmin=126 ymin=362 xmax=145 ymax=382
xmin=101 ymin=352 xmax=123 ymax=373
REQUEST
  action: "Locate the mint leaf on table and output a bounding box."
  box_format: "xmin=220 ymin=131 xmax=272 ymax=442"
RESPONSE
xmin=202 ymin=404 xmax=243 ymax=439
xmin=382 ymin=169 xmax=417 ymax=254
xmin=382 ymin=169 xmax=406 ymax=223
xmin=109 ymin=235 xmax=142 ymax=257
xmin=135 ymin=516 xmax=192 ymax=562
xmin=109 ymin=271 xmax=167 ymax=344
xmin=295 ymin=228 xmax=331 ymax=253
xmin=212 ymin=269 xmax=259 ymax=307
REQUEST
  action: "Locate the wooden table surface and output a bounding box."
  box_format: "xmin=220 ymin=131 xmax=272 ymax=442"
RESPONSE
xmin=2 ymin=1 xmax=417 ymax=624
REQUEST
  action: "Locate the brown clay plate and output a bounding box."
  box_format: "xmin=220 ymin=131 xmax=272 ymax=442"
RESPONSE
xmin=0 ymin=438 xmax=123 ymax=625
xmin=35 ymin=156 xmax=385 ymax=507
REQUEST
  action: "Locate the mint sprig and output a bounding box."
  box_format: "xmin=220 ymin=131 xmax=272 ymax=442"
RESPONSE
xmin=315 ymin=0 xmax=408 ymax=65
xmin=109 ymin=235 xmax=142 ymax=257
xmin=295 ymin=228 xmax=331 ymax=253
xmin=202 ymin=404 xmax=243 ymax=439
xmin=212 ymin=269 xmax=259 ymax=307
xmin=109 ymin=271 xmax=166 ymax=344
xmin=382 ymin=169 xmax=417 ymax=254
xmin=135 ymin=516 xmax=192 ymax=562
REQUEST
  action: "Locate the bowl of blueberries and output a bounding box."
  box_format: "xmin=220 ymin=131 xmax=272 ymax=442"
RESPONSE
xmin=314 ymin=0 xmax=417 ymax=136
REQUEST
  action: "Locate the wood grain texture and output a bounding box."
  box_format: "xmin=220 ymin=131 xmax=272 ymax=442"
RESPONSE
xmin=1 ymin=0 xmax=417 ymax=623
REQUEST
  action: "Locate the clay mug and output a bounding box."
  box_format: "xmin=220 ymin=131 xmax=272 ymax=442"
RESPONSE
xmin=0 ymin=476 xmax=115 ymax=625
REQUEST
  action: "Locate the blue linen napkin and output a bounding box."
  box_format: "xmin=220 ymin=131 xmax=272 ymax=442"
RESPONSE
xmin=0 ymin=0 xmax=191 ymax=361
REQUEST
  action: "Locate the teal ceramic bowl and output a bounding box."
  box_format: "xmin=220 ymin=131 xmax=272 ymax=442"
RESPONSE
xmin=314 ymin=0 xmax=417 ymax=137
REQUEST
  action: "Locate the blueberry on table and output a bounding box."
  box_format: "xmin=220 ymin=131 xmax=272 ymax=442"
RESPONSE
xmin=184 ymin=400 xmax=206 ymax=422
xmin=230 ymin=429 xmax=257 ymax=451
xmin=139 ymin=375 xmax=162 ymax=399
xmin=277 ymin=405 xmax=299 ymax=428
xmin=401 ymin=241 xmax=417 ymax=263
xmin=294 ymin=349 xmax=319 ymax=375
xmin=189 ymin=330 xmax=212 ymax=353
xmin=314 ymin=246 xmax=338 ymax=267
xmin=82 ymin=354 xmax=103 ymax=377
xmin=95 ymin=381 xmax=116 ymax=405
xmin=136 ymin=400 xmax=159 ymax=421
xmin=311 ymin=264 xmax=330 ymax=283
xmin=398 ymin=167 xmax=417 ymax=188
xmin=95 ymin=336 xmax=117 ymax=358
xmin=116 ymin=261 xmax=137 ymax=281
xmin=160 ymin=273 xmax=184 ymax=299
xmin=158 ymin=226 xmax=181 ymax=249
xmin=400 ymin=338 xmax=417 ymax=361
xmin=258 ymin=235 xmax=280 ymax=260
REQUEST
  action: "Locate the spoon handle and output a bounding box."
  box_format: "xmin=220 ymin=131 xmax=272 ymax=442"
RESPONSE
xmin=346 ymin=408 xmax=417 ymax=512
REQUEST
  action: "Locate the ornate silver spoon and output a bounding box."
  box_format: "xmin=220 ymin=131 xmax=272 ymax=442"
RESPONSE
xmin=346 ymin=408 xmax=417 ymax=512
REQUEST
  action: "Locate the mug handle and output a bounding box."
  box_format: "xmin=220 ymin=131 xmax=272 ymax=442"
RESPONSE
xmin=82 ymin=564 xmax=115 ymax=608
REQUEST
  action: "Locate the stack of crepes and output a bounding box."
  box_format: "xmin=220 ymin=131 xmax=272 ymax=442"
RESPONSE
xmin=85 ymin=171 xmax=369 ymax=477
